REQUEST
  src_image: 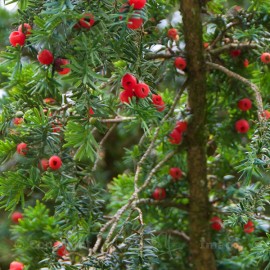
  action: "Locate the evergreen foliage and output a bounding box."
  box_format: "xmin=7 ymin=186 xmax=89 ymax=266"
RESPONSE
xmin=1 ymin=0 xmax=270 ymax=269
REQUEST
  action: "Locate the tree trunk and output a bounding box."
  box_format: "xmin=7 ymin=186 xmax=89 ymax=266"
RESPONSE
xmin=180 ymin=1 xmax=217 ymax=270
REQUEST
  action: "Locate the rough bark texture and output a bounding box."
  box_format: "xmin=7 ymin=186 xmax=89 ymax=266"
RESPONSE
xmin=180 ymin=1 xmax=217 ymax=270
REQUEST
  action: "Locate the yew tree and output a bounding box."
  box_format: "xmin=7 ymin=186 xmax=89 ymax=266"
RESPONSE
xmin=1 ymin=0 xmax=270 ymax=269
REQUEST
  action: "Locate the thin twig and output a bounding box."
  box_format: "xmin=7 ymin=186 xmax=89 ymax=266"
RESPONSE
xmin=133 ymin=207 xmax=144 ymax=225
xmin=103 ymin=206 xmax=145 ymax=253
xmin=209 ymin=43 xmax=259 ymax=55
xmin=105 ymin=210 xmax=135 ymax=251
xmin=92 ymin=123 xmax=117 ymax=172
xmin=209 ymin=22 xmax=239 ymax=49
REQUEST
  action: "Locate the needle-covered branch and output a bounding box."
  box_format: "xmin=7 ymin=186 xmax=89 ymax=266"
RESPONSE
xmin=91 ymin=150 xmax=177 ymax=254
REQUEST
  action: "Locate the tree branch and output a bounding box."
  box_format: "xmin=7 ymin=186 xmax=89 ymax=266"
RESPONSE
xmin=209 ymin=22 xmax=239 ymax=49
xmin=90 ymin=150 xmax=176 ymax=255
xmin=154 ymin=229 xmax=190 ymax=242
xmin=92 ymin=123 xmax=117 ymax=172
xmin=99 ymin=117 xmax=136 ymax=123
xmin=145 ymin=53 xmax=176 ymax=60
xmin=209 ymin=43 xmax=259 ymax=55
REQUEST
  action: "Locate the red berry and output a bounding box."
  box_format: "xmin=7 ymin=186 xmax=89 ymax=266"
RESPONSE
xmin=261 ymin=52 xmax=270 ymax=64
xmin=230 ymin=49 xmax=241 ymax=58
xmin=11 ymin=212 xmax=23 ymax=223
xmin=89 ymin=107 xmax=94 ymax=115
xmin=174 ymin=57 xmax=186 ymax=70
xmin=127 ymin=17 xmax=144 ymax=29
xmin=175 ymin=121 xmax=187 ymax=133
xmin=79 ymin=13 xmax=95 ymax=29
xmin=53 ymin=241 xmax=68 ymax=257
xmin=134 ymin=83 xmax=150 ymax=98
xmin=121 ymin=73 xmax=137 ymax=91
xmin=237 ymin=98 xmax=252 ymax=111
xmin=168 ymin=129 xmax=182 ymax=144
xmin=9 ymin=261 xmax=24 ymax=270
xmin=120 ymin=90 xmax=134 ymax=104
xmin=40 ymin=159 xmax=49 ymax=171
xmin=73 ymin=23 xmax=81 ymax=29
xmin=262 ymin=110 xmax=270 ymax=120
xmin=152 ymin=94 xmax=165 ymax=111
xmin=16 ymin=143 xmax=28 ymax=156
xmin=128 ymin=0 xmax=146 ymax=9
xmin=13 ymin=118 xmax=23 ymax=125
xmin=52 ymin=120 xmax=62 ymax=132
xmin=169 ymin=167 xmax=182 ymax=180
xmin=54 ymin=58 xmax=70 ymax=75
xmin=244 ymin=220 xmax=255 ymax=234
xmin=235 ymin=119 xmax=249 ymax=133
xmin=152 ymin=187 xmax=166 ymax=200
xmin=152 ymin=94 xmax=163 ymax=105
xmin=210 ymin=216 xmax=223 ymax=231
xmin=9 ymin=31 xmax=26 ymax=47
xmin=243 ymin=59 xmax=249 ymax=67
xmin=204 ymin=42 xmax=209 ymax=49
xmin=43 ymin=97 xmax=56 ymax=104
xmin=167 ymin=28 xmax=178 ymax=40
xmin=37 ymin=49 xmax=54 ymax=65
xmin=49 ymin=155 xmax=62 ymax=170
xmin=156 ymin=101 xmax=165 ymax=111
xmin=18 ymin=23 xmax=32 ymax=36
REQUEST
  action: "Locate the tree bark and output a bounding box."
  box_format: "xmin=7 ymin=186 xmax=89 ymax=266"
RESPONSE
xmin=180 ymin=1 xmax=217 ymax=270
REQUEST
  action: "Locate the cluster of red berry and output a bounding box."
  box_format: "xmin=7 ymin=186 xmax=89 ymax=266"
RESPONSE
xmin=16 ymin=142 xmax=62 ymax=170
xmin=210 ymin=216 xmax=255 ymax=234
xmin=9 ymin=12 xmax=101 ymax=77
xmin=229 ymin=49 xmax=270 ymax=69
xmin=9 ymin=23 xmax=31 ymax=47
xmin=120 ymin=73 xmax=165 ymax=111
xmin=37 ymin=50 xmax=70 ymax=75
xmin=119 ymin=0 xmax=147 ymax=30
xmin=9 ymin=23 xmax=70 ymax=76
